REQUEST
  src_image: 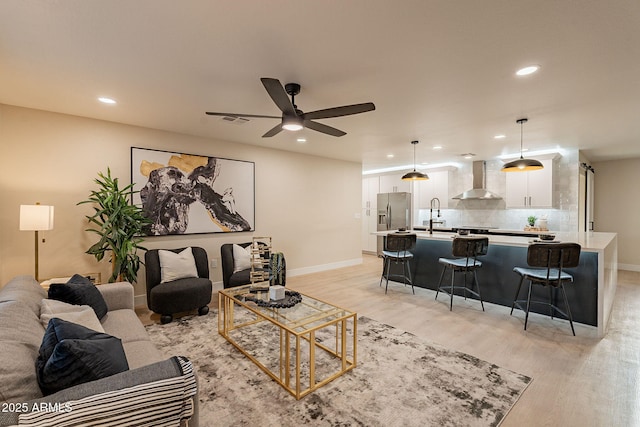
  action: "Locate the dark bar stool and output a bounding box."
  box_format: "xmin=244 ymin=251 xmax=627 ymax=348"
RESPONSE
xmin=436 ymin=236 xmax=489 ymax=311
xmin=510 ymin=242 xmax=581 ymax=336
xmin=379 ymin=233 xmax=417 ymax=294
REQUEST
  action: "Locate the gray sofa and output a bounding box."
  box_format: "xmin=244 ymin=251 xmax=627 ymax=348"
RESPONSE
xmin=0 ymin=275 xmax=199 ymax=427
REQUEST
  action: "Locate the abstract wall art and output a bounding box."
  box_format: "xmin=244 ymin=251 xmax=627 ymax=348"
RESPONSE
xmin=131 ymin=147 xmax=254 ymax=235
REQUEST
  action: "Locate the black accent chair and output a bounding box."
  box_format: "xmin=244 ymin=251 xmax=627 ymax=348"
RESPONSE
xmin=436 ymin=236 xmax=489 ymax=311
xmin=510 ymin=242 xmax=581 ymax=335
xmin=379 ymin=233 xmax=417 ymax=294
xmin=220 ymin=242 xmax=270 ymax=288
xmin=145 ymin=247 xmax=212 ymax=324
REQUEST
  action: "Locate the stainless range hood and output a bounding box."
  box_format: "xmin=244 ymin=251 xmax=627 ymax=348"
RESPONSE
xmin=452 ymin=161 xmax=502 ymax=200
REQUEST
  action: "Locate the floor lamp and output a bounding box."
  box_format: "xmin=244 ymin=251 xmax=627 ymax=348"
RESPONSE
xmin=20 ymin=203 xmax=54 ymax=281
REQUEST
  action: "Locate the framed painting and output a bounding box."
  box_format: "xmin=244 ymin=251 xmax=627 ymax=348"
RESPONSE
xmin=131 ymin=147 xmax=255 ymax=235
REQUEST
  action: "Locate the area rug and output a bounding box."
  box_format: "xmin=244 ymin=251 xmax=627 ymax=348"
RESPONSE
xmin=145 ymin=311 xmax=531 ymax=427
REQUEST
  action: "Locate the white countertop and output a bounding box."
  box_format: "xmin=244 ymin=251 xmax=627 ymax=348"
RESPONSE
xmin=374 ymin=230 xmax=617 ymax=252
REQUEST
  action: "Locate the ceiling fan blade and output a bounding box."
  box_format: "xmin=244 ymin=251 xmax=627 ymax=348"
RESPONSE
xmin=205 ymin=112 xmax=280 ymax=119
xmin=262 ymin=123 xmax=283 ymax=138
xmin=304 ymin=120 xmax=346 ymax=137
xmin=260 ymin=78 xmax=296 ymax=116
xmin=302 ymin=102 xmax=375 ymax=120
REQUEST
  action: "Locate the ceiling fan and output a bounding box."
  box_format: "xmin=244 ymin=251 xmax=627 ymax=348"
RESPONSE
xmin=205 ymin=78 xmax=375 ymax=137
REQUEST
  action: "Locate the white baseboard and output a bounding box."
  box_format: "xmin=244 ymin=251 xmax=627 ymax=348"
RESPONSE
xmin=287 ymin=257 xmax=363 ymax=277
xmin=133 ymin=259 xmax=363 ymax=307
xmin=618 ymin=263 xmax=640 ymax=272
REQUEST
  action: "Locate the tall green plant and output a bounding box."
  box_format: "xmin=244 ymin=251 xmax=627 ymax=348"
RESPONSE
xmin=78 ymin=168 xmax=151 ymax=283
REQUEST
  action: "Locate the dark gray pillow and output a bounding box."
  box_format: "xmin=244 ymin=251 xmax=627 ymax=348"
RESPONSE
xmin=48 ymin=274 xmax=108 ymax=319
xmin=36 ymin=318 xmax=129 ymax=396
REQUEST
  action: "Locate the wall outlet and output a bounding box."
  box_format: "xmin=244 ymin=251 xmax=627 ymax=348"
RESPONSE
xmin=210 ymin=258 xmax=218 ymax=268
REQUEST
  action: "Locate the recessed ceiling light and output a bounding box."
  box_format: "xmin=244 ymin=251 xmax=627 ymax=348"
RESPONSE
xmin=516 ymin=65 xmax=539 ymax=76
xmin=432 ymin=145 xmax=442 ymax=150
xmin=387 ymin=154 xmax=394 ymax=158
xmin=98 ymin=97 xmax=116 ymax=104
xmin=296 ymin=137 xmax=307 ymax=143
xmin=462 ymin=153 xmax=476 ymax=159
xmin=494 ymin=134 xmax=506 ymax=139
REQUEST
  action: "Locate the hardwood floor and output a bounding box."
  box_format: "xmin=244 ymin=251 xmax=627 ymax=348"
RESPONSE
xmin=137 ymin=255 xmax=640 ymax=426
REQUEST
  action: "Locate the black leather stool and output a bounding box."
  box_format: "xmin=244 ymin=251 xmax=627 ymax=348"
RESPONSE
xmin=436 ymin=236 xmax=488 ymax=311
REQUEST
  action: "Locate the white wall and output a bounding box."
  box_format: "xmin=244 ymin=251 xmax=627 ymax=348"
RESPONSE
xmin=592 ymin=157 xmax=640 ymax=270
xmin=0 ymin=104 xmax=363 ymax=298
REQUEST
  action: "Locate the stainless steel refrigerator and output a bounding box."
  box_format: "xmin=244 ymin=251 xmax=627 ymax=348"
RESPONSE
xmin=376 ymin=192 xmax=411 ymax=254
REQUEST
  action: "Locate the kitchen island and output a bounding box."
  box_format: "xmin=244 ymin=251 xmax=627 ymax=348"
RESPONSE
xmin=374 ymin=230 xmax=618 ymax=337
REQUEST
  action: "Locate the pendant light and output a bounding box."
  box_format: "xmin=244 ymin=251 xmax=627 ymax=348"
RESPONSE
xmin=501 ymin=118 xmax=544 ymax=172
xmin=402 ymin=140 xmax=429 ymax=181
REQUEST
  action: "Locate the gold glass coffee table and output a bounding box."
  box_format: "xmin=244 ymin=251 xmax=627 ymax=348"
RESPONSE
xmin=218 ymin=284 xmax=357 ymax=400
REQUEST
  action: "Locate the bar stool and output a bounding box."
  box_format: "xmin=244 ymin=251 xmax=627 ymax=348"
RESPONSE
xmin=510 ymin=242 xmax=581 ymax=336
xmin=435 ymin=236 xmax=488 ymax=311
xmin=379 ymin=233 xmax=417 ymax=294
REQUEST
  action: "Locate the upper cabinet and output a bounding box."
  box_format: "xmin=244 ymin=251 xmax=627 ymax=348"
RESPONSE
xmin=413 ymin=170 xmax=450 ymax=209
xmin=379 ymin=173 xmax=411 ymax=193
xmin=505 ymin=158 xmax=554 ymax=208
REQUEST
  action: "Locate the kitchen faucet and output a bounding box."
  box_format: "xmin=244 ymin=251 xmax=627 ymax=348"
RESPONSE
xmin=429 ymin=197 xmax=444 ymax=234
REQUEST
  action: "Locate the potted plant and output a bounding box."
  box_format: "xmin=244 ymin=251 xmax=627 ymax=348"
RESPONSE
xmin=78 ymin=168 xmax=151 ymax=283
xmin=527 ymin=215 xmax=537 ymax=228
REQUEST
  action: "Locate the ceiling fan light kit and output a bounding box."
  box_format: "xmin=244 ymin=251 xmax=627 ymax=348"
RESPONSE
xmin=402 ymin=140 xmax=429 ymax=181
xmin=501 ymin=118 xmax=544 ymax=172
xmin=206 ymin=77 xmax=375 ymax=138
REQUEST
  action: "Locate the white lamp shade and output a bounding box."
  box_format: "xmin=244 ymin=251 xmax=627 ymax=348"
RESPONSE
xmin=20 ymin=205 xmax=54 ymax=231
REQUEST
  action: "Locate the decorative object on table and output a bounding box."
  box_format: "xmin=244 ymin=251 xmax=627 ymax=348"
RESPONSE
xmin=501 ymin=118 xmax=544 ymax=172
xmin=19 ymin=203 xmax=54 ymax=281
xmin=131 ymin=147 xmax=254 ymax=235
xmin=244 ymin=287 xmax=302 ymax=308
xmin=78 ymin=168 xmax=151 ymax=283
xmin=269 ymin=285 xmax=285 ymax=301
xmin=146 ymin=313 xmax=532 ymax=427
xmin=538 ymin=234 xmax=556 ymax=241
xmin=269 ymin=252 xmax=286 ymax=287
xmin=144 ymin=247 xmax=212 ymax=324
xmin=250 ymin=236 xmax=272 ymax=284
xmin=401 ymin=140 xmax=429 ymax=181
xmin=243 ymin=288 xmax=302 ymax=308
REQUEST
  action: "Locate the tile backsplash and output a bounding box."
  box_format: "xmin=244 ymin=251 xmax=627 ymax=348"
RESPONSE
xmin=415 ymin=150 xmax=579 ymax=232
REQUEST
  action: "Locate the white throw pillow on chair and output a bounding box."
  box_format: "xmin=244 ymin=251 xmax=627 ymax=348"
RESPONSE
xmin=232 ymin=244 xmax=252 ymax=273
xmin=158 ymin=247 xmax=198 ymax=283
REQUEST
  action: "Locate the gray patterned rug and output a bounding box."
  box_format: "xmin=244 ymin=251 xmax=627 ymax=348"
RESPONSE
xmin=145 ymin=310 xmax=531 ymax=427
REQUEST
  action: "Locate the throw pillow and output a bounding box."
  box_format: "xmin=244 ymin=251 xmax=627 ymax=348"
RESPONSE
xmin=232 ymin=244 xmax=252 ymax=273
xmin=158 ymin=247 xmax=198 ymax=283
xmin=48 ymin=274 xmax=108 ymax=320
xmin=36 ymin=318 xmax=129 ymax=396
xmin=40 ymin=299 xmax=105 ymax=333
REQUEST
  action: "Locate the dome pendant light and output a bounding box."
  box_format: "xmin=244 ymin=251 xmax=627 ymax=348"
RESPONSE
xmin=402 ymin=140 xmax=429 ymax=181
xmin=501 ymin=118 xmax=544 ymax=172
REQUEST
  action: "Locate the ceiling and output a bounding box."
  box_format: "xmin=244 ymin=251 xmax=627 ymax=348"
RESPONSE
xmin=1 ymin=1 xmax=639 ymax=173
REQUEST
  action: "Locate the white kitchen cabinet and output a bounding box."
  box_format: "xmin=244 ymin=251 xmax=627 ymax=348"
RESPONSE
xmin=413 ymin=170 xmax=449 ymax=209
xmin=361 ymin=176 xmax=379 ymax=252
xmin=505 ymin=158 xmax=553 ymax=208
xmin=379 ymin=173 xmax=411 ymax=193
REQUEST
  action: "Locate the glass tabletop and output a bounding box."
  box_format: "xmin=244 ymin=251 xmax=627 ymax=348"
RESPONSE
xmin=220 ymin=283 xmax=355 ymax=334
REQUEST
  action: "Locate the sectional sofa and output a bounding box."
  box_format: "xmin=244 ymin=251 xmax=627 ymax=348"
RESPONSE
xmin=0 ymin=275 xmax=198 ymax=426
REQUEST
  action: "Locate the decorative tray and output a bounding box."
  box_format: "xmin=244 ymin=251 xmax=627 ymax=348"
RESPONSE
xmin=243 ymin=287 xmax=302 ymax=308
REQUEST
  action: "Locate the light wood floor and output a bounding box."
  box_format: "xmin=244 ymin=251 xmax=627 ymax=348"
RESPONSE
xmin=137 ymin=255 xmax=640 ymax=427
